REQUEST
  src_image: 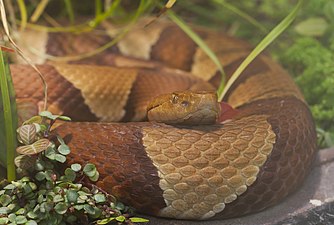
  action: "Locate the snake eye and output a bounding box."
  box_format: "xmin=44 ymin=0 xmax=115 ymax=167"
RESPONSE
xmin=181 ymin=101 xmax=189 ymax=107
xmin=171 ymin=94 xmax=178 ymax=104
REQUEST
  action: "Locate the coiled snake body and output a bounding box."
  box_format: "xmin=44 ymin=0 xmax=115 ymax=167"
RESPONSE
xmin=12 ymin=19 xmax=317 ymax=220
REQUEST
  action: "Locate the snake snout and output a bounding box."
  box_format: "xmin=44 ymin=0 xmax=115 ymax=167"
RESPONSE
xmin=147 ymin=91 xmax=221 ymax=125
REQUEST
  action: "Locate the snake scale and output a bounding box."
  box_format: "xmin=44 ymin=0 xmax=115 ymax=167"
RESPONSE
xmin=11 ymin=19 xmax=317 ymax=220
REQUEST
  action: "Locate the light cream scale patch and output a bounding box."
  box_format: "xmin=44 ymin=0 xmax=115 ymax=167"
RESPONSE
xmin=103 ymin=18 xmax=169 ymax=60
xmin=142 ymin=115 xmax=276 ymax=219
xmin=52 ymin=64 xmax=137 ymax=121
xmin=191 ymin=35 xmax=251 ymax=81
xmin=191 ymin=50 xmax=250 ymax=81
xmin=13 ymin=29 xmax=48 ymax=64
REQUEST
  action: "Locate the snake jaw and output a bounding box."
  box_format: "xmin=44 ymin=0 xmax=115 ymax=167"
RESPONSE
xmin=147 ymin=91 xmax=221 ymax=125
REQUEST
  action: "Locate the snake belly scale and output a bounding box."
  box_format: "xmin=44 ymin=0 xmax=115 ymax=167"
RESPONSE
xmin=11 ymin=18 xmax=317 ymax=220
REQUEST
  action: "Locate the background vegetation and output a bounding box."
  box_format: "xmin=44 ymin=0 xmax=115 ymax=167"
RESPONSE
xmin=3 ymin=0 xmax=334 ymax=148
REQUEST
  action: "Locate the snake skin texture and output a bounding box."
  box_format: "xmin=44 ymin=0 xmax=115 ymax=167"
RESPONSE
xmin=12 ymin=18 xmax=317 ymax=220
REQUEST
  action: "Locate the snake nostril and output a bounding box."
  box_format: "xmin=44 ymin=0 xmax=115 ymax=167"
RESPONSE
xmin=172 ymin=95 xmax=178 ymax=104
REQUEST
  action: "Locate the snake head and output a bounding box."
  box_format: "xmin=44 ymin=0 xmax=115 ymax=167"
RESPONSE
xmin=147 ymin=91 xmax=221 ymax=125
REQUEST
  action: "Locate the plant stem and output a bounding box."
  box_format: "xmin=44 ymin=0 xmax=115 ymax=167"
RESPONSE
xmin=64 ymin=0 xmax=75 ymax=23
xmin=30 ymin=0 xmax=50 ymax=23
xmin=16 ymin=0 xmax=27 ymax=30
xmin=213 ymin=0 xmax=268 ymax=33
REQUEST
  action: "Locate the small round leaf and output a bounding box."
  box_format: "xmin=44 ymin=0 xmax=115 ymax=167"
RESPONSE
xmin=35 ymin=160 xmax=45 ymax=171
xmin=64 ymin=168 xmax=76 ymax=182
xmin=56 ymin=136 xmax=65 ymax=145
xmin=54 ymin=202 xmax=68 ymax=214
xmin=7 ymin=204 xmax=16 ymax=211
xmin=26 ymin=220 xmax=38 ymax=225
xmin=35 ymin=172 xmax=46 ymax=181
xmin=0 ymin=194 xmax=12 ymax=206
xmin=58 ymin=144 xmax=70 ymax=155
xmin=39 ymin=111 xmax=56 ymax=120
xmin=53 ymin=194 xmax=64 ymax=203
xmin=83 ymin=163 xmax=96 ymax=177
xmin=45 ymin=147 xmax=56 ymax=159
xmin=74 ymin=205 xmax=84 ymax=210
xmin=8 ymin=213 xmax=16 ymax=222
xmin=4 ymin=184 xmax=15 ymax=190
xmin=93 ymin=193 xmax=106 ymax=203
xmin=0 ymin=206 xmax=10 ymax=214
xmin=27 ymin=211 xmax=38 ymax=219
xmin=70 ymin=164 xmax=81 ymax=172
xmin=89 ymin=171 xmax=99 ymax=182
xmin=55 ymin=154 xmax=66 ymax=163
xmin=15 ymin=208 xmax=25 ymax=215
xmin=83 ymin=204 xmax=95 ymax=215
xmin=66 ymin=190 xmax=79 ymax=203
xmin=0 ymin=217 xmax=9 ymax=224
xmin=23 ymin=115 xmax=43 ymax=125
xmin=15 ymin=215 xmax=27 ymax=224
xmin=115 ymin=202 xmax=125 ymax=211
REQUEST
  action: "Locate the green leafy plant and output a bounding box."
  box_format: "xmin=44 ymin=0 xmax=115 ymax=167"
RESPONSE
xmin=0 ymin=112 xmax=148 ymax=224
xmin=0 ymin=49 xmax=18 ymax=181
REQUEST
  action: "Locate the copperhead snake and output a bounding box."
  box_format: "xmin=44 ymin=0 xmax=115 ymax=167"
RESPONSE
xmin=11 ymin=19 xmax=317 ymax=220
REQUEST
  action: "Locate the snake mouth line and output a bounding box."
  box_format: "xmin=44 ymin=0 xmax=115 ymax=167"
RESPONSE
xmin=146 ymin=93 xmax=172 ymax=113
xmin=146 ymin=102 xmax=161 ymax=112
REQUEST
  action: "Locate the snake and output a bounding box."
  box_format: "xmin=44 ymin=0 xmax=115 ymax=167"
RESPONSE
xmin=11 ymin=18 xmax=317 ymax=220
